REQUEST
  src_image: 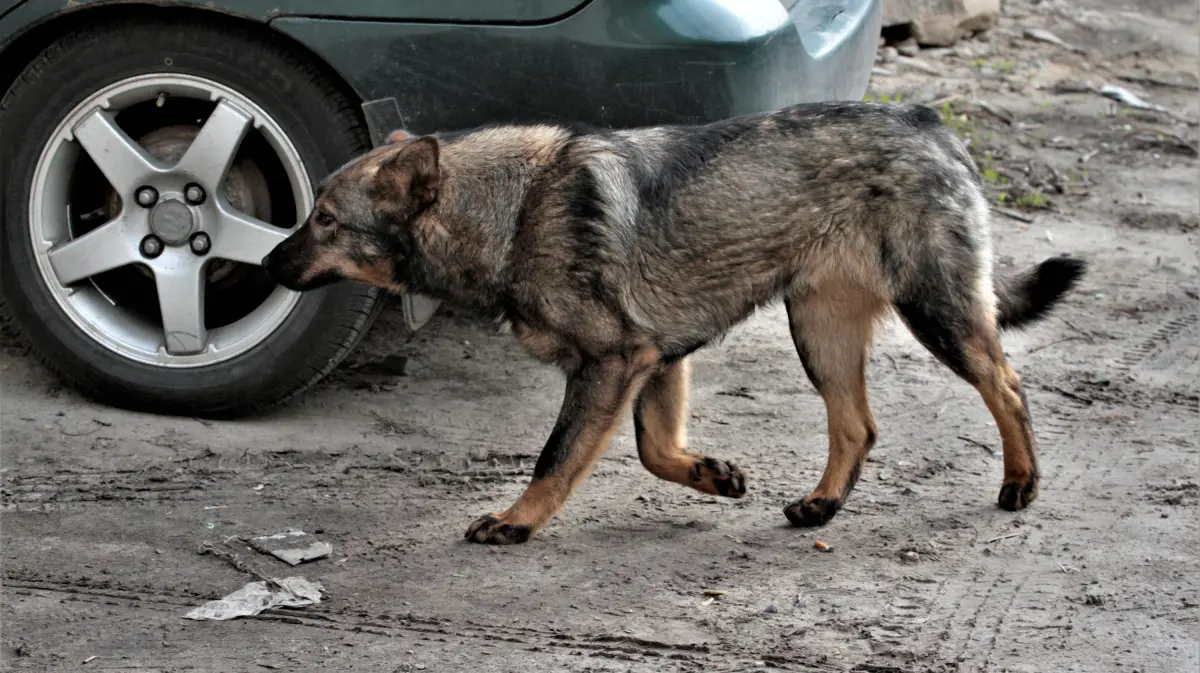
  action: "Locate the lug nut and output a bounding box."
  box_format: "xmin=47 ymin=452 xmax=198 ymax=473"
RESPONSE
xmin=184 ymin=184 xmax=206 ymax=205
xmin=135 ymin=186 xmax=158 ymax=207
xmin=140 ymin=235 xmax=164 ymax=259
xmin=189 ymin=232 xmax=212 ymax=255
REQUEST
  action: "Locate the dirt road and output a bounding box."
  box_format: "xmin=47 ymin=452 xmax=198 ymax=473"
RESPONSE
xmin=3 ymin=0 xmax=1197 ymax=670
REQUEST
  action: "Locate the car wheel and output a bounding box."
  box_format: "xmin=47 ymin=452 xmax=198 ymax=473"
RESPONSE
xmin=0 ymin=17 xmax=383 ymax=418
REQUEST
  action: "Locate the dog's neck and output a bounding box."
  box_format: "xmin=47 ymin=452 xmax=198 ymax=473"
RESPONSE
xmin=399 ymin=128 xmax=568 ymax=315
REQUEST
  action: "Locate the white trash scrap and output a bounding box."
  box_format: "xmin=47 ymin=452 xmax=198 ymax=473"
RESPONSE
xmin=184 ymin=577 xmax=324 ymax=621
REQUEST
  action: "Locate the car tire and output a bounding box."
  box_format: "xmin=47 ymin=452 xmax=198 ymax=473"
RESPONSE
xmin=0 ymin=16 xmax=383 ymax=418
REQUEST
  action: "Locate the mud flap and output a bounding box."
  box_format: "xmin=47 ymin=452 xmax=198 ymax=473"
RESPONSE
xmin=360 ymin=97 xmax=441 ymax=332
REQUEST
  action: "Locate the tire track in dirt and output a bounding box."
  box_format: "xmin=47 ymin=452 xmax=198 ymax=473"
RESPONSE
xmin=865 ymin=579 xmax=944 ymax=658
xmin=1037 ymin=309 xmax=1198 ymax=495
xmin=1113 ymin=312 xmax=1199 ymax=374
xmin=0 ymin=451 xmax=539 ymax=512
xmin=908 ymin=305 xmax=1199 ymax=669
xmin=3 ymin=577 xmax=715 ymax=667
xmin=1 ymin=471 xmax=212 ymax=511
xmin=945 ymin=575 xmax=1000 ymax=666
xmin=978 ymin=576 xmax=1029 ymax=671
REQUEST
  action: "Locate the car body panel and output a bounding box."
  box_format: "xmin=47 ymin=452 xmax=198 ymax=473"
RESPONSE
xmin=272 ymin=0 xmax=881 ymax=133
xmin=0 ymin=0 xmax=592 ymax=36
xmin=3 ymin=1 xmax=880 ymax=128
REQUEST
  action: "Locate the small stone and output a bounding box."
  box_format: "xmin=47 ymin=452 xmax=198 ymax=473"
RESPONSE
xmin=899 ymin=550 xmax=920 ymax=564
xmin=900 ymin=57 xmax=941 ymax=76
xmin=896 ymin=38 xmax=920 ymax=57
xmin=763 ymin=603 xmax=778 ymax=614
xmin=950 ymin=43 xmax=976 ymax=58
xmin=880 ymin=46 xmax=899 ymax=63
xmin=1023 ymin=27 xmax=1068 ymax=48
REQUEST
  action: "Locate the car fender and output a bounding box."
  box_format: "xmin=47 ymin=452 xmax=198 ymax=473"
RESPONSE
xmin=1 ymin=0 xmax=594 ymax=49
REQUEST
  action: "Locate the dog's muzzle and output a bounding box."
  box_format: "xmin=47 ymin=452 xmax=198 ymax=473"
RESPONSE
xmin=261 ymin=243 xmax=302 ymax=290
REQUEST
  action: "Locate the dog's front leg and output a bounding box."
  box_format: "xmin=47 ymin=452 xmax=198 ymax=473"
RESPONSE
xmin=465 ymin=349 xmax=659 ymax=545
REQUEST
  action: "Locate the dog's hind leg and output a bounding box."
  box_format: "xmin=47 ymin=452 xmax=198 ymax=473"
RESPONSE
xmin=895 ymin=291 xmax=1041 ymax=511
xmin=782 ymin=285 xmax=886 ymax=527
xmin=634 ymin=357 xmax=747 ymax=498
xmin=888 ymin=211 xmax=1043 ymax=511
xmin=465 ymin=347 xmax=660 ymax=544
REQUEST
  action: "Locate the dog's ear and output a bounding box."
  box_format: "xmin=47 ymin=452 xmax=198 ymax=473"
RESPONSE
xmin=377 ymin=136 xmax=440 ymax=207
xmin=385 ymin=128 xmax=413 ymax=144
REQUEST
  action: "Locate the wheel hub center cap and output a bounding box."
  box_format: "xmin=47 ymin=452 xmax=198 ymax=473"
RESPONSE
xmin=149 ymin=198 xmax=196 ymax=245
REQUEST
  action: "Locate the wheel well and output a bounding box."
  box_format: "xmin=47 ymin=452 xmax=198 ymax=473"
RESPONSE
xmin=0 ymin=3 xmax=366 ymax=122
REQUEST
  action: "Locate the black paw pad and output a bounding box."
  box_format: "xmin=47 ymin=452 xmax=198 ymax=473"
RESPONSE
xmin=783 ymin=497 xmax=842 ymax=527
xmin=691 ymin=457 xmax=748 ymax=498
xmin=465 ymin=514 xmax=534 ymax=545
xmin=998 ymin=478 xmax=1038 ymax=511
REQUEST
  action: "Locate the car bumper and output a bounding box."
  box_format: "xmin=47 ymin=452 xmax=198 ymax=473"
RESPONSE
xmin=272 ymin=0 xmax=881 ymax=133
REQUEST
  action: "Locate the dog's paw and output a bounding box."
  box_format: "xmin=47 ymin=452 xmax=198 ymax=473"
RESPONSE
xmin=783 ymin=496 xmax=841 ymax=527
xmin=690 ymin=457 xmax=747 ymax=498
xmin=465 ymin=514 xmax=535 ymax=545
xmin=998 ymin=476 xmax=1038 ymax=511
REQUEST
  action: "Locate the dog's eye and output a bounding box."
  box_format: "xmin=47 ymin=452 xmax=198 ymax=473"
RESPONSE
xmin=315 ymin=211 xmax=336 ymax=228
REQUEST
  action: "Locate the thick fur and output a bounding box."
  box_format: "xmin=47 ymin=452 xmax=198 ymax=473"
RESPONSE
xmin=264 ymin=102 xmax=1087 ymax=544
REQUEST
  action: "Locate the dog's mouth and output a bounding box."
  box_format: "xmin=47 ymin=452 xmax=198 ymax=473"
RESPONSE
xmin=287 ymin=269 xmax=345 ymax=291
xmin=262 ymin=249 xmax=344 ymax=292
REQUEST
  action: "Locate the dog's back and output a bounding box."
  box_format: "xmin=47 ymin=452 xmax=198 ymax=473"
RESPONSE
xmin=478 ymin=103 xmax=992 ymax=358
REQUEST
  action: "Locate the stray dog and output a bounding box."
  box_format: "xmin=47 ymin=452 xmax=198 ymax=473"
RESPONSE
xmin=263 ymin=102 xmax=1086 ymax=545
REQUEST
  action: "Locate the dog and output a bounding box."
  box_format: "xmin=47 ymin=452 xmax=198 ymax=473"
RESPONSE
xmin=263 ymin=102 xmax=1086 ymax=545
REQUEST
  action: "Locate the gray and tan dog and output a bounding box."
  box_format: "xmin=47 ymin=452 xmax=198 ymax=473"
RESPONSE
xmin=263 ymin=102 xmax=1086 ymax=545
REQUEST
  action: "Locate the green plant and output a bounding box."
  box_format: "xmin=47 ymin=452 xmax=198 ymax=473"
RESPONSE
xmin=1015 ymin=191 xmax=1051 ymax=209
xmin=862 ymin=92 xmax=905 ymax=104
xmin=973 ymin=58 xmax=1016 ymax=73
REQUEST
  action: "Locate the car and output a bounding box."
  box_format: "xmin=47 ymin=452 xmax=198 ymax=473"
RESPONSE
xmin=0 ymin=0 xmax=881 ymax=417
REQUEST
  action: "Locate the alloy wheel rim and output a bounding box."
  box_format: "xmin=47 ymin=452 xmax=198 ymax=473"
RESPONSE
xmin=29 ymin=73 xmax=311 ymax=368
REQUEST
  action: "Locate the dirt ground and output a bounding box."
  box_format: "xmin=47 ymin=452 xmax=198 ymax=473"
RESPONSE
xmin=2 ymin=0 xmax=1197 ymax=670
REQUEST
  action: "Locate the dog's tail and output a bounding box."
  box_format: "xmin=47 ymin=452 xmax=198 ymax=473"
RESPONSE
xmin=994 ymin=256 xmax=1087 ymax=330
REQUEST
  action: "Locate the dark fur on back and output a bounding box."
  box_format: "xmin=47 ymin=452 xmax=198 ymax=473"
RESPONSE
xmin=407 ymin=103 xmax=1079 ymax=361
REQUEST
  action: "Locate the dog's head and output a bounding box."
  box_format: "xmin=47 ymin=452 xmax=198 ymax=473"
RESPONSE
xmin=262 ymin=129 xmax=439 ymax=293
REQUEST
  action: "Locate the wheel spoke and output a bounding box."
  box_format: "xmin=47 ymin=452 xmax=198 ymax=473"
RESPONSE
xmin=211 ymin=203 xmax=290 ymax=266
xmin=154 ymin=261 xmax=208 ymax=355
xmin=73 ymin=110 xmax=164 ymax=195
xmin=176 ymin=100 xmax=253 ymax=188
xmin=47 ymin=214 xmax=142 ymax=286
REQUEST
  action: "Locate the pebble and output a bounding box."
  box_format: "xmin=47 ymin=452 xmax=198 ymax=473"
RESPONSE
xmin=899 ymin=550 xmax=920 ymax=564
xmin=896 ymin=38 xmax=920 ymax=57
xmin=1023 ymin=27 xmax=1068 ymax=48
xmin=900 ymin=58 xmax=941 ymax=76
xmin=763 ymin=603 xmax=778 ymax=614
xmin=879 ymin=46 xmax=898 ymax=63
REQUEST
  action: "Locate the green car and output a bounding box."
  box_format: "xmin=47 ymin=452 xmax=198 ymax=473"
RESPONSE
xmin=0 ymin=0 xmax=881 ymax=417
